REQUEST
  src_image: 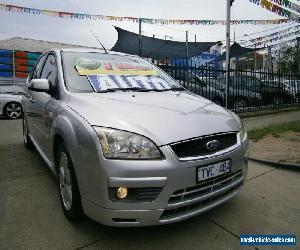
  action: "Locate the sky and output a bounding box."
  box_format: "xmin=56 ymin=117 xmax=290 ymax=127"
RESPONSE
xmin=0 ymin=0 xmax=299 ymax=50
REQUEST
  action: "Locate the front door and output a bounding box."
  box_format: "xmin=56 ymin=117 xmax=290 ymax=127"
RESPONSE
xmin=30 ymin=54 xmax=59 ymax=158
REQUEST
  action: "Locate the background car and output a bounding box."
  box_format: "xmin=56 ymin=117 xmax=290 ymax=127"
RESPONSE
xmin=166 ymin=69 xmax=225 ymax=106
xmin=282 ymin=79 xmax=300 ymax=103
xmin=0 ymin=84 xmax=24 ymax=119
xmin=227 ymin=76 xmax=294 ymax=105
xmin=206 ymin=78 xmax=263 ymax=109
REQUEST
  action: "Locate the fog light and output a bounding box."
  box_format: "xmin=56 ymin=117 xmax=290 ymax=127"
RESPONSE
xmin=116 ymin=187 xmax=128 ymax=199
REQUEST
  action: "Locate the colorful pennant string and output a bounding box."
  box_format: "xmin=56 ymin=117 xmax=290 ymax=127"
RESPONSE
xmin=248 ymin=0 xmax=300 ymax=22
xmin=0 ymin=3 xmax=295 ymax=25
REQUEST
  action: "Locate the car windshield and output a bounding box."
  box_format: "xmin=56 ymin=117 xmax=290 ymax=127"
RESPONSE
xmin=62 ymin=52 xmax=183 ymax=93
xmin=0 ymin=85 xmax=24 ymax=95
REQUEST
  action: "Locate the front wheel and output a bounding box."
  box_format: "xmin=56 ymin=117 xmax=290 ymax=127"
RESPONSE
xmin=4 ymin=102 xmax=22 ymax=119
xmin=56 ymin=143 xmax=83 ymax=221
xmin=232 ymin=97 xmax=248 ymax=109
xmin=272 ymin=96 xmax=284 ymax=105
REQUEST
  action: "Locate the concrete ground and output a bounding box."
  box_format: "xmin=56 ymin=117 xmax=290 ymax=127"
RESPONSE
xmin=242 ymin=110 xmax=300 ymax=131
xmin=0 ymin=119 xmax=299 ymax=250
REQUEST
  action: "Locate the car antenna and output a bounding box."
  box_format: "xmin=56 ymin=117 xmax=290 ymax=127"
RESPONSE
xmin=90 ymin=29 xmax=108 ymax=53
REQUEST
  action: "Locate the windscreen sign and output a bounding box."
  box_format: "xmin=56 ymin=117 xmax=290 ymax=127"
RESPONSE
xmin=75 ymin=58 xmax=173 ymax=92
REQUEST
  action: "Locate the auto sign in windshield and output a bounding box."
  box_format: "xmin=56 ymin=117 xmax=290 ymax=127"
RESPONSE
xmin=62 ymin=52 xmax=182 ymax=93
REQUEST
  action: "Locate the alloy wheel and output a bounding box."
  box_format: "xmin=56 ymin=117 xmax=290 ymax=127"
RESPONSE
xmin=58 ymin=152 xmax=73 ymax=210
xmin=233 ymin=99 xmax=247 ymax=108
xmin=273 ymin=96 xmax=284 ymax=105
xmin=5 ymin=103 xmax=22 ymax=119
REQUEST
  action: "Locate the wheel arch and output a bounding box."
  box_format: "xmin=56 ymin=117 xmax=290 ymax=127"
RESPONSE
xmin=51 ymin=115 xmax=78 ymax=167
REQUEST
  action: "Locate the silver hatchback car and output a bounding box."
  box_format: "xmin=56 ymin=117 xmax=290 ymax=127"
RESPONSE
xmin=22 ymin=48 xmax=249 ymax=227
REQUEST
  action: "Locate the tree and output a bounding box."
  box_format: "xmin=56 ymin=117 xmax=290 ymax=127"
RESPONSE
xmin=278 ymin=46 xmax=299 ymax=75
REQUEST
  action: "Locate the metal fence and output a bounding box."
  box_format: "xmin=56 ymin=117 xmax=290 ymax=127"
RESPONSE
xmin=158 ymin=62 xmax=300 ymax=113
xmin=1 ymin=58 xmax=299 ymax=114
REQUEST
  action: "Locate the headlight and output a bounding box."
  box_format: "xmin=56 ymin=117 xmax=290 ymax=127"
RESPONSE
xmin=230 ymin=111 xmax=247 ymax=142
xmin=93 ymin=127 xmax=163 ymax=160
xmin=239 ymin=121 xmax=247 ymax=142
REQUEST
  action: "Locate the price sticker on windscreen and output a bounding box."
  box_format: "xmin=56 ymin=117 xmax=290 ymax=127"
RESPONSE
xmin=86 ymin=75 xmax=172 ymax=92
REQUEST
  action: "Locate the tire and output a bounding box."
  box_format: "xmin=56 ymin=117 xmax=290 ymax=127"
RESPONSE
xmin=272 ymin=96 xmax=284 ymax=105
xmin=4 ymin=102 xmax=22 ymax=119
xmin=232 ymin=97 xmax=248 ymax=109
xmin=55 ymin=143 xmax=83 ymax=221
xmin=23 ymin=115 xmax=34 ymax=149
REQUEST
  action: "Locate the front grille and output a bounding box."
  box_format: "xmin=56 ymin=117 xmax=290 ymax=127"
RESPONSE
xmin=170 ymin=133 xmax=237 ymax=159
xmin=168 ymin=170 xmax=242 ymax=205
xmin=109 ymin=187 xmax=162 ymax=202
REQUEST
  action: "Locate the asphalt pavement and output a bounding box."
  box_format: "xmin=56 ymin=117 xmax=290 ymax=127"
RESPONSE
xmin=0 ymin=119 xmax=299 ymax=250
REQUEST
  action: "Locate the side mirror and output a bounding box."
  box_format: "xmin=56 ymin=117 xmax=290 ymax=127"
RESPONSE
xmin=28 ymin=79 xmax=50 ymax=92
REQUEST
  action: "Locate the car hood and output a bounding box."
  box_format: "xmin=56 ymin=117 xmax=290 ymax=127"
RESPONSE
xmin=67 ymin=91 xmax=240 ymax=146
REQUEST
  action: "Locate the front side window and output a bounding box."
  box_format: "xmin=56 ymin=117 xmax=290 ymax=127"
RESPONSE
xmin=61 ymin=52 xmax=181 ymax=93
xmin=30 ymin=54 xmax=47 ymax=81
xmin=40 ymin=54 xmax=58 ymax=86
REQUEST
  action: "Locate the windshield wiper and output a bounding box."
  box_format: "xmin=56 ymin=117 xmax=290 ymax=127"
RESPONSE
xmin=97 ymin=87 xmax=148 ymax=93
xmin=97 ymin=87 xmax=161 ymax=93
xmin=155 ymin=86 xmax=186 ymax=92
xmin=171 ymin=86 xmax=186 ymax=91
xmin=96 ymin=86 xmax=186 ymax=93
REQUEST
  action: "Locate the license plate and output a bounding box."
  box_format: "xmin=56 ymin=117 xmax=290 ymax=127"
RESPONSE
xmin=197 ymin=160 xmax=231 ymax=182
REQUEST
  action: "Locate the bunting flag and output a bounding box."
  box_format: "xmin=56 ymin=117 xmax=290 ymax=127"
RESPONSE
xmin=0 ymin=3 xmax=295 ymax=25
xmin=242 ymin=28 xmax=300 ymax=47
xmin=272 ymin=0 xmax=300 ymax=13
xmin=239 ymin=24 xmax=300 ymax=45
xmin=248 ymin=0 xmax=300 ymax=22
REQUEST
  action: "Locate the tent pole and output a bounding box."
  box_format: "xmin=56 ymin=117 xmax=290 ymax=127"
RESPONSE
xmin=297 ymin=37 xmax=300 ymax=74
xmin=225 ymin=0 xmax=231 ymax=109
xmin=186 ymin=30 xmax=189 ymax=85
xmin=254 ymin=45 xmax=257 ymax=71
xmin=186 ymin=30 xmax=189 ymax=59
xmin=12 ymin=50 xmax=16 ymax=84
xmin=139 ymin=18 xmax=142 ymax=57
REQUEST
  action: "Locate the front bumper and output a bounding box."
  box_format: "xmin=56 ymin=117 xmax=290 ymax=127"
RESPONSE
xmin=76 ymin=134 xmax=249 ymax=227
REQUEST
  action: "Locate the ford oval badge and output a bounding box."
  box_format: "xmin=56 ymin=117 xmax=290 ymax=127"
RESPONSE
xmin=205 ymin=140 xmax=221 ymax=151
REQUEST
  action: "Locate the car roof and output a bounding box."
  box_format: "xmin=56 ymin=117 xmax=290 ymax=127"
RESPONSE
xmin=53 ymin=48 xmax=135 ymax=58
